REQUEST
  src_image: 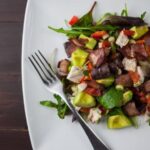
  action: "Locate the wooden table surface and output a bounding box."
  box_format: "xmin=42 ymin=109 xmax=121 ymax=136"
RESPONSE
xmin=0 ymin=0 xmax=32 ymax=149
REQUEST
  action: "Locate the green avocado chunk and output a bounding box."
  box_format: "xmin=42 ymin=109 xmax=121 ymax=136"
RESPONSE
xmin=98 ymin=87 xmax=123 ymax=109
xmin=73 ymin=92 xmax=96 ymax=108
xmin=79 ymin=34 xmax=97 ymax=49
xmin=130 ymin=26 xmax=149 ymax=40
xmin=96 ymin=77 xmax=114 ymax=87
xmin=71 ymin=48 xmax=89 ymax=67
xmin=108 ymin=115 xmax=132 ymax=129
xmin=107 ymin=108 xmax=132 ymax=129
xmin=123 ymin=90 xmax=133 ymax=104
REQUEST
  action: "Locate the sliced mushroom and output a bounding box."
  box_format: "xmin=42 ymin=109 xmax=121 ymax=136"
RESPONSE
xmin=123 ymin=101 xmax=140 ymax=117
xmin=57 ymin=59 xmax=70 ymax=76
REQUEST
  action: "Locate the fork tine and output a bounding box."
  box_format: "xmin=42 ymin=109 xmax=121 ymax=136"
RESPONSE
xmin=38 ymin=50 xmax=55 ymax=74
xmin=35 ymin=52 xmax=56 ymax=81
xmin=28 ymin=57 xmax=49 ymax=85
xmin=31 ymin=55 xmax=53 ymax=83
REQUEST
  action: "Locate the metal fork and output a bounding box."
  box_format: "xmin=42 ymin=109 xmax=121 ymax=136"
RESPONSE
xmin=28 ymin=50 xmax=110 ymax=150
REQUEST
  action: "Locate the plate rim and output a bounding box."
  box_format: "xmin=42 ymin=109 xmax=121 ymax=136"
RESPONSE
xmin=21 ymin=0 xmax=34 ymax=149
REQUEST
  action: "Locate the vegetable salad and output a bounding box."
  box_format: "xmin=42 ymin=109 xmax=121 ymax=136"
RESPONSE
xmin=43 ymin=1 xmax=150 ymax=129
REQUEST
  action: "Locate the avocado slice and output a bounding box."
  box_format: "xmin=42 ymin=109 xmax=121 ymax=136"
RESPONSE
xmin=73 ymin=92 xmax=96 ymax=108
xmin=108 ymin=115 xmax=132 ymax=129
xmin=79 ymin=34 xmax=97 ymax=49
xmin=96 ymin=77 xmax=114 ymax=87
xmin=130 ymin=26 xmax=149 ymax=40
xmin=98 ymin=87 xmax=123 ymax=109
xmin=123 ymin=90 xmax=133 ymax=104
xmin=71 ymin=48 xmax=89 ymax=67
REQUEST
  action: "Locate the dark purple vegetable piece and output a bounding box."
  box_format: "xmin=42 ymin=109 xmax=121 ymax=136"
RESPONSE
xmin=144 ymin=80 xmax=150 ymax=93
xmin=101 ymin=15 xmax=146 ymax=27
xmin=109 ymin=63 xmax=119 ymax=74
xmin=57 ymin=59 xmax=70 ymax=76
xmin=64 ymin=41 xmax=77 ymax=57
xmin=123 ymin=101 xmax=140 ymax=117
xmin=91 ymin=63 xmax=111 ymax=80
xmin=115 ymin=74 xmax=133 ymax=87
xmin=89 ymin=48 xmax=105 ymax=67
xmin=110 ymin=53 xmax=123 ymax=68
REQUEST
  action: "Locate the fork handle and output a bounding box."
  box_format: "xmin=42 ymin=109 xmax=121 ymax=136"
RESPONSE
xmin=66 ymin=97 xmax=110 ymax=150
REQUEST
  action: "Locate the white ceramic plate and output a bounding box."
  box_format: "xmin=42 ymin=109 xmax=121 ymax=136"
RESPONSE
xmin=22 ymin=0 xmax=150 ymax=150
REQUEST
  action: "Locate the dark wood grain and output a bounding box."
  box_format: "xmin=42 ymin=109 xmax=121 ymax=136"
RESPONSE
xmin=0 ymin=0 xmax=32 ymax=149
xmin=0 ymin=0 xmax=26 ymax=22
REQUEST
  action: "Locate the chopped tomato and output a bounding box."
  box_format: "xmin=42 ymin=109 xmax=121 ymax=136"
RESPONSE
xmin=84 ymin=87 xmax=101 ymax=96
xmin=69 ymin=16 xmax=79 ymax=26
xmin=129 ymin=71 xmax=140 ymax=83
xmin=123 ymin=29 xmax=135 ymax=36
xmin=136 ymin=40 xmax=145 ymax=44
xmin=80 ymin=76 xmax=86 ymax=83
xmin=79 ymin=108 xmax=90 ymax=113
xmin=91 ymin=31 xmax=107 ymax=39
xmin=80 ymin=74 xmax=92 ymax=83
xmin=87 ymin=62 xmax=93 ymax=71
xmin=146 ymin=95 xmax=150 ymax=103
xmin=102 ymin=41 xmax=111 ymax=48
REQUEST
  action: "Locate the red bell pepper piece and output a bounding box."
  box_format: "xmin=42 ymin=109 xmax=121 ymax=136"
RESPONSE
xmin=91 ymin=31 xmax=107 ymax=39
xmin=69 ymin=16 xmax=79 ymax=26
xmin=102 ymin=41 xmax=111 ymax=48
xmin=123 ymin=29 xmax=135 ymax=36
xmin=129 ymin=71 xmax=140 ymax=83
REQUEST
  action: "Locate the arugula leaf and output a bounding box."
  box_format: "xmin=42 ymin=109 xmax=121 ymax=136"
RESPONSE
xmin=48 ymin=26 xmax=91 ymax=37
xmin=121 ymin=4 xmax=128 ymax=16
xmin=48 ymin=25 xmax=118 ymax=38
xmin=54 ymin=94 xmax=62 ymax=104
xmin=40 ymin=101 xmax=57 ymax=108
xmin=72 ymin=25 xmax=119 ymax=31
xmin=73 ymin=1 xmax=97 ymax=27
xmin=40 ymin=94 xmax=69 ymax=119
xmin=83 ymin=70 xmax=89 ymax=76
xmin=141 ymin=11 xmax=147 ymax=19
xmin=57 ymin=104 xmax=68 ymax=119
